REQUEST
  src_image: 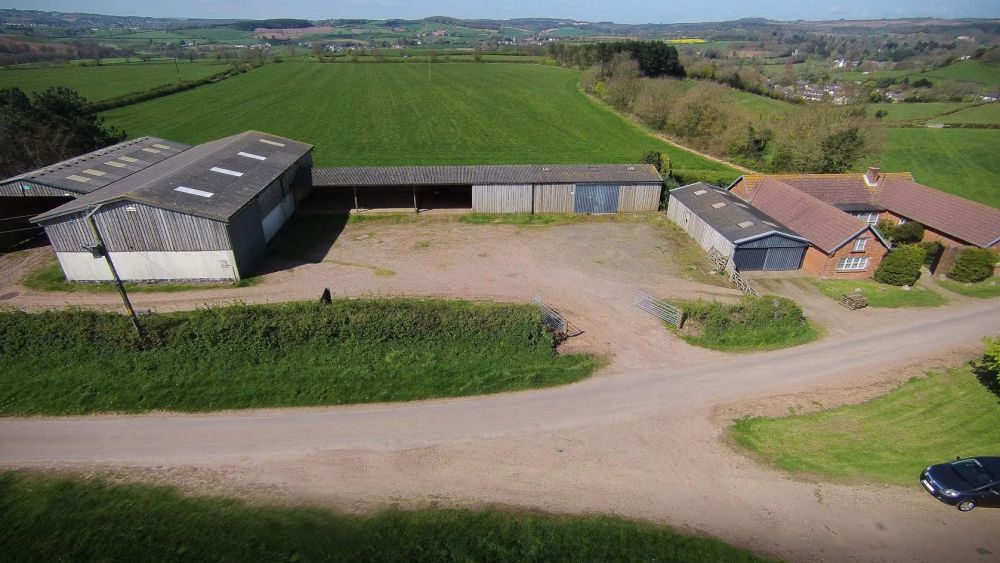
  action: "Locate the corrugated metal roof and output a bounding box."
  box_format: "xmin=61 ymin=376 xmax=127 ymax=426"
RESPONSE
xmin=0 ymin=137 xmax=191 ymax=195
xmin=308 ymin=164 xmax=663 ymax=187
xmin=33 ymin=131 xmax=313 ymax=223
xmin=670 ymin=183 xmax=806 ymax=245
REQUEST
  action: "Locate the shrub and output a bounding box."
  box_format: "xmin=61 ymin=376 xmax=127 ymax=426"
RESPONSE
xmin=916 ymin=241 xmax=943 ymax=267
xmin=676 ymin=295 xmax=816 ymax=351
xmin=892 ymin=221 xmax=924 ymax=244
xmin=875 ymin=218 xmax=897 ymax=241
xmin=948 ymin=248 xmax=998 ymax=283
xmin=874 ymin=244 xmax=925 ymax=286
xmin=670 ymin=168 xmax=738 ymax=188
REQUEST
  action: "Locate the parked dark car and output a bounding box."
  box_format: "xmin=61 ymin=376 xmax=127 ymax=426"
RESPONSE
xmin=921 ymin=456 xmax=1000 ymax=511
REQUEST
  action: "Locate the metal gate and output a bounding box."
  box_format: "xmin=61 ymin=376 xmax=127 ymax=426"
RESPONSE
xmin=573 ymin=184 xmax=619 ymax=214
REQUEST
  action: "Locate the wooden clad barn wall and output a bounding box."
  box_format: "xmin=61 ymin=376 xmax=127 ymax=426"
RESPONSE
xmin=533 ymin=184 xmax=574 ymax=213
xmin=43 ymin=202 xmax=230 ymax=253
xmin=665 ymin=197 xmax=735 ymax=256
xmin=472 ymin=184 xmax=532 ymax=213
xmin=618 ymin=184 xmax=662 ymax=213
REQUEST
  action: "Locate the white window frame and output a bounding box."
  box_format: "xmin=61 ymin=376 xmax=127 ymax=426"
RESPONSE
xmin=836 ymin=256 xmax=869 ymax=271
xmin=855 ymin=212 xmax=878 ymax=225
xmin=852 ymin=238 xmax=868 ymax=252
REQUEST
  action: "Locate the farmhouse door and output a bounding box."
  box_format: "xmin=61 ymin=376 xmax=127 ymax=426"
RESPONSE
xmin=573 ymin=184 xmax=620 ymax=214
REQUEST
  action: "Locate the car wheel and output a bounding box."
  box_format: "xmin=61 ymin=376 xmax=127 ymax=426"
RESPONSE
xmin=957 ymin=500 xmax=976 ymax=512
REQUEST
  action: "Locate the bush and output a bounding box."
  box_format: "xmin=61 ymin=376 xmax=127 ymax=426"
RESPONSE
xmin=874 ymin=244 xmax=925 ymax=286
xmin=892 ymin=221 xmax=924 ymax=244
xmin=948 ymin=248 xmax=998 ymax=283
xmin=676 ymin=295 xmax=817 ymax=351
xmin=670 ymin=168 xmax=739 ymax=188
xmin=916 ymin=241 xmax=943 ymax=267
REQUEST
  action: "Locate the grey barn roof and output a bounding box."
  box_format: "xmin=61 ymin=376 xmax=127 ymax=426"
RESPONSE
xmin=0 ymin=137 xmax=190 ymax=195
xmin=670 ymin=183 xmax=807 ymax=245
xmin=33 ymin=131 xmax=313 ymax=223
xmin=308 ymin=164 xmax=663 ymax=187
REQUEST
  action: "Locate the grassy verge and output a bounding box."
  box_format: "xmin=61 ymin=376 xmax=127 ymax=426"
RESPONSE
xmin=730 ymin=365 xmax=1000 ymax=486
xmin=0 ymin=473 xmax=769 ymax=563
xmin=673 ymin=295 xmax=819 ymax=352
xmin=938 ymin=278 xmax=1000 ymax=298
xmin=810 ymin=279 xmax=946 ymax=308
xmin=20 ymin=256 xmax=259 ymax=293
xmin=0 ymin=299 xmax=599 ymax=415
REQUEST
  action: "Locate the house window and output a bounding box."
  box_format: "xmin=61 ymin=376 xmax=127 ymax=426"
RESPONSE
xmin=855 ymin=212 xmax=879 ymax=225
xmin=852 ymin=238 xmax=868 ymax=252
xmin=836 ymin=256 xmax=869 ymax=271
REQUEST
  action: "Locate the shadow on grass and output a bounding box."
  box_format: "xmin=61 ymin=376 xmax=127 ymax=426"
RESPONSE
xmin=972 ymin=363 xmax=1000 ymax=404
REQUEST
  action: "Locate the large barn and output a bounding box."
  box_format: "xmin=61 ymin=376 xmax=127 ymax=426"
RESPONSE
xmin=27 ymin=131 xmax=313 ymax=282
xmin=306 ymin=164 xmax=663 ymax=214
xmin=666 ymin=183 xmax=809 ymax=271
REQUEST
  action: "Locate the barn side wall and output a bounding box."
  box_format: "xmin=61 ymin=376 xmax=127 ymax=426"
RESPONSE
xmin=618 ymin=184 xmax=661 ymax=213
xmin=472 ymin=184 xmax=533 ymax=213
xmin=533 ymin=184 xmax=574 ymax=213
xmin=665 ymin=197 xmax=736 ymax=257
xmin=55 ymin=250 xmax=238 ymax=281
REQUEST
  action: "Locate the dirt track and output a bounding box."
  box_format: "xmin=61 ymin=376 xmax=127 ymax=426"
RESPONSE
xmin=2 ymin=219 xmax=999 ymax=562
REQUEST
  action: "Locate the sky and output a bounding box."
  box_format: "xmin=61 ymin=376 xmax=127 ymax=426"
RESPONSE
xmin=6 ymin=0 xmax=999 ymax=24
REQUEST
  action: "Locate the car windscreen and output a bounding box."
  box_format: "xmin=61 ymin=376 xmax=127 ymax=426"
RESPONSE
xmin=952 ymin=459 xmax=996 ymax=488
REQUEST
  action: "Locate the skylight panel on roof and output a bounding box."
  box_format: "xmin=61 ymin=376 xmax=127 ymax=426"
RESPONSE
xmin=142 ymin=147 xmax=161 ymax=154
xmin=210 ymin=167 xmax=244 ymax=177
xmin=711 ymin=202 xmax=727 ymax=209
xmin=259 ymin=139 xmax=285 ymax=147
xmin=764 ymin=221 xmax=778 ymax=227
xmin=175 ymin=186 xmax=214 ymax=198
xmin=737 ymin=221 xmax=755 ymax=228
xmin=67 ymin=175 xmax=90 ymax=183
xmin=105 ymin=161 xmax=127 ymax=168
xmin=119 ymin=156 xmax=138 ymax=163
xmin=82 ymin=168 xmax=106 ymax=177
xmin=152 ymin=143 xmax=171 ymax=150
xmin=238 ymin=151 xmax=267 ymax=161
xmin=693 ymin=189 xmax=708 ymax=195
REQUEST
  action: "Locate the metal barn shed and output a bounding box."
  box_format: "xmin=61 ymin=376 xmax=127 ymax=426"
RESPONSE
xmin=306 ymin=164 xmax=662 ymax=214
xmin=30 ymin=131 xmax=313 ymax=282
xmin=666 ymin=183 xmax=809 ymax=271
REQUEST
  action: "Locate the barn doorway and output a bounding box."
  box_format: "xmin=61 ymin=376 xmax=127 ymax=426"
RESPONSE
xmin=574 ymin=184 xmax=620 ymax=214
xmin=416 ymin=185 xmax=472 ymax=211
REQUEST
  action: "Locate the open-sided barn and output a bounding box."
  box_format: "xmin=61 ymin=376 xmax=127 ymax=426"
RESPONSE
xmin=306 ymin=164 xmax=663 ymax=214
xmin=666 ymin=183 xmax=809 ymax=272
xmin=27 ymin=131 xmax=313 ymax=282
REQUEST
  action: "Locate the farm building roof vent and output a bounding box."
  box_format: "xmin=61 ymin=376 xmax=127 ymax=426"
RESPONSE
xmin=175 ymin=186 xmax=214 ymax=198
xmin=210 ymin=167 xmax=244 ymax=177
xmin=693 ymin=189 xmax=708 ymax=195
xmin=764 ymin=221 xmax=778 ymax=227
xmin=260 ymin=139 xmax=286 ymax=147
xmin=711 ymin=202 xmax=727 ymax=209
xmin=737 ymin=221 xmax=755 ymax=228
xmin=238 ymin=151 xmax=267 ymax=161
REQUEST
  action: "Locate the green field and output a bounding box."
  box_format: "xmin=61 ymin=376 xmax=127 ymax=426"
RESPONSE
xmin=0 ymin=473 xmax=768 ymax=563
xmin=0 ymin=61 xmax=229 ymax=101
xmin=866 ymin=102 xmax=969 ymax=122
xmin=730 ymin=365 xmax=1000 ymax=486
xmin=102 ymin=62 xmax=737 ymax=174
xmin=810 ymin=279 xmax=946 ymax=308
xmin=0 ymin=300 xmax=598 ymax=415
xmin=923 ymin=60 xmax=1000 ymax=86
xmin=940 ymin=103 xmax=1000 ymax=125
xmin=881 ymin=128 xmax=1000 ymax=208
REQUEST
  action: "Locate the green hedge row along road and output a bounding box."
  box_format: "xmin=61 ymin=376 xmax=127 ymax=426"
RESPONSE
xmin=0 ymin=472 xmax=771 ymax=563
xmin=730 ymin=365 xmax=1000 ymax=486
xmin=102 ymin=62 xmax=738 ymax=179
xmin=0 ymin=299 xmax=600 ymax=415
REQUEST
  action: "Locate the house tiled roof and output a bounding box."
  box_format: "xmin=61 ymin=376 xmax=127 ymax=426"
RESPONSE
xmin=308 ymin=164 xmax=663 ymax=187
xmin=744 ymin=178 xmax=871 ymax=254
xmin=735 ymin=172 xmax=913 ymax=206
xmin=876 ymin=177 xmax=1000 ymax=247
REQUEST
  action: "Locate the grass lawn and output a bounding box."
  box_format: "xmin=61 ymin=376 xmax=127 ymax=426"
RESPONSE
xmin=939 ymin=103 xmax=1000 ymax=125
xmin=0 ymin=300 xmax=599 ymax=415
xmin=730 ymin=365 xmax=1000 ymax=486
xmin=0 ymin=61 xmax=229 ymax=101
xmin=880 ymin=128 xmax=1000 ymax=208
xmin=810 ymin=279 xmax=946 ymax=308
xmin=102 ymin=62 xmax=736 ymax=178
xmin=923 ymin=59 xmax=1000 ymax=86
xmin=865 ymin=102 xmax=969 ymax=122
xmin=673 ymin=296 xmax=819 ymax=352
xmin=0 ymin=473 xmax=769 ymax=563
xmin=20 ymin=254 xmax=259 ymax=293
xmin=938 ymin=278 xmax=1000 ymax=298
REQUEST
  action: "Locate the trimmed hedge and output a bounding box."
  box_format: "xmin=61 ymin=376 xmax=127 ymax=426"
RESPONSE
xmin=948 ymin=248 xmax=998 ymax=283
xmin=874 ymin=244 xmax=925 ymax=286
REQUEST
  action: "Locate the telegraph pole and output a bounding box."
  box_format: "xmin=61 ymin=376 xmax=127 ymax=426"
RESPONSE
xmin=83 ymin=207 xmax=142 ymax=337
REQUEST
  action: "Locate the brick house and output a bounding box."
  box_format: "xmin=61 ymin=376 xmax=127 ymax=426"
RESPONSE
xmin=732 ymin=177 xmax=890 ymax=278
xmin=730 ymin=168 xmax=1000 ymax=275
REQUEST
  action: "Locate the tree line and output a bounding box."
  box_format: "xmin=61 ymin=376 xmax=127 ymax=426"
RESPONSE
xmin=547 ymin=41 xmax=685 ymax=78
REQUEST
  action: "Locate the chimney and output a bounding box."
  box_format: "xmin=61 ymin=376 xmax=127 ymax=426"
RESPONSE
xmin=865 ymin=166 xmax=881 ymax=186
